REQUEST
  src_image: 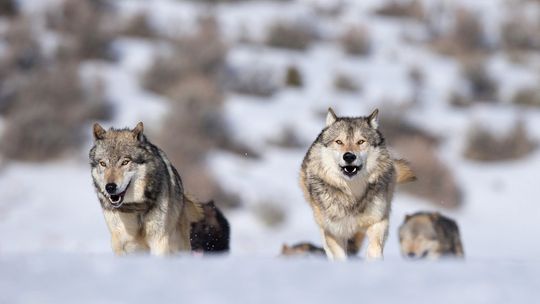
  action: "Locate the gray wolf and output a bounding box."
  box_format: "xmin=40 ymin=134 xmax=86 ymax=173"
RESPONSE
xmin=281 ymin=242 xmax=326 ymax=257
xmin=300 ymin=108 xmax=415 ymax=261
xmin=190 ymin=200 xmax=230 ymax=253
xmin=399 ymin=211 xmax=464 ymax=259
xmin=280 ymin=240 xmax=362 ymax=257
xmin=89 ymin=122 xmax=203 ymax=256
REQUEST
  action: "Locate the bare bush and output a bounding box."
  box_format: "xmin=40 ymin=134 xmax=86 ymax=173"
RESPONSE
xmin=47 ymin=0 xmax=117 ymax=61
xmin=374 ymin=0 xmax=424 ymax=21
xmin=397 ymin=138 xmax=463 ymax=209
xmin=0 ymin=0 xmax=18 ymax=17
xmin=121 ymin=13 xmax=157 ymax=39
xmin=225 ymin=65 xmax=280 ymax=97
xmin=431 ymin=8 xmax=487 ymax=57
xmin=284 ymin=66 xmax=303 ymax=87
xmin=341 ymin=25 xmax=371 ymax=56
xmin=253 ymin=202 xmax=286 ymax=228
xmin=150 ymin=17 xmax=255 ymax=207
xmin=144 ymin=17 xmax=226 ymax=95
xmin=266 ymin=21 xmax=315 ymax=50
xmin=380 ymin=114 xmax=461 ymax=209
xmin=457 ymin=57 xmax=498 ymax=103
xmin=513 ymin=87 xmax=540 ymax=107
xmin=1 ymin=63 xmax=111 ymax=161
xmin=334 ymin=73 xmax=360 ymax=92
xmin=267 ymin=127 xmax=305 ymax=148
xmin=464 ymin=121 xmax=536 ymax=162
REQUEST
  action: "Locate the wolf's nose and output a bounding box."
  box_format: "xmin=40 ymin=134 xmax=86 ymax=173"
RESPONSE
xmin=105 ymin=183 xmax=117 ymax=194
xmin=407 ymin=252 xmax=416 ymax=258
xmin=343 ymin=152 xmax=356 ymax=163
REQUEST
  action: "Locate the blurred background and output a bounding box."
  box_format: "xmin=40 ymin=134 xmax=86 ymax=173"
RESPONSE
xmin=0 ymin=0 xmax=539 ymax=260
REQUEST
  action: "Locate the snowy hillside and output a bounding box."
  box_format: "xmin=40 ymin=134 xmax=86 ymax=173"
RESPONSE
xmin=1 ymin=0 xmax=540 ymax=302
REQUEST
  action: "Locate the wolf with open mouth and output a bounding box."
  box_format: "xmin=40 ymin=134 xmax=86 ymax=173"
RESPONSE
xmin=89 ymin=122 xmax=203 ymax=256
xmin=300 ymin=108 xmax=416 ymax=261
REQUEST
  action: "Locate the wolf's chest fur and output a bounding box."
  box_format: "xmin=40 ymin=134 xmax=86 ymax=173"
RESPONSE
xmin=321 ymin=176 xmax=389 ymax=238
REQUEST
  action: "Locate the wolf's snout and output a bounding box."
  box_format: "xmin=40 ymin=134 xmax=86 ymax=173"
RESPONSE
xmin=343 ymin=152 xmax=356 ymax=163
xmin=105 ymin=183 xmax=117 ymax=194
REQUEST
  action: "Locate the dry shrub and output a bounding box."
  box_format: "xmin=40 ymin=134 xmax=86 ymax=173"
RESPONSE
xmin=144 ymin=16 xmax=226 ymax=95
xmin=462 ymin=58 xmax=498 ymax=102
xmin=513 ymin=87 xmax=540 ymax=107
xmin=396 ymin=138 xmax=463 ymax=209
xmin=266 ymin=21 xmax=315 ymax=50
xmin=0 ymin=0 xmax=18 ymax=17
xmin=46 ymin=0 xmax=117 ymax=61
xmin=267 ymin=127 xmax=305 ymax=149
xmin=0 ymin=18 xmax=43 ymax=74
xmin=380 ymin=114 xmax=461 ymax=209
xmin=121 ymin=13 xmax=157 ymax=39
xmin=253 ymin=202 xmax=286 ymax=228
xmin=464 ymin=121 xmax=536 ymax=162
xmin=451 ymin=57 xmax=498 ymax=106
xmin=501 ymin=20 xmax=540 ymax=51
xmin=151 ymin=17 xmax=254 ymax=208
xmin=431 ymin=8 xmax=487 ymax=57
xmin=225 ymin=65 xmax=280 ymax=97
xmin=284 ymin=66 xmax=303 ymax=87
xmin=374 ymin=0 xmax=424 ymax=21
xmin=1 ymin=64 xmax=111 ymax=161
xmin=334 ymin=73 xmax=360 ymax=92
xmin=341 ymin=25 xmax=371 ymax=56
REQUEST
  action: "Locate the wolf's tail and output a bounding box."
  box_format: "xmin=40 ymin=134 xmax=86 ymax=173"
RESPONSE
xmin=183 ymin=193 xmax=205 ymax=223
xmin=394 ymin=159 xmax=416 ymax=184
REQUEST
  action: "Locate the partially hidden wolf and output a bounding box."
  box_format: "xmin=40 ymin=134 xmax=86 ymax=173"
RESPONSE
xmin=281 ymin=240 xmax=362 ymax=258
xmin=399 ymin=212 xmax=464 ymax=259
xmin=90 ymin=122 xmax=203 ymax=256
xmin=300 ymin=108 xmax=415 ymax=261
xmin=190 ymin=200 xmax=230 ymax=254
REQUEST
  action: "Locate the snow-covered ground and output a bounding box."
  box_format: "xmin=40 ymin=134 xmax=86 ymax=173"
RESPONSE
xmin=2 ymin=255 xmax=539 ymax=304
xmin=1 ymin=0 xmax=540 ymax=302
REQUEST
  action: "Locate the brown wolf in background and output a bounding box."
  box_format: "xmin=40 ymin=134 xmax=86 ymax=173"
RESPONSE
xmin=89 ymin=122 xmax=203 ymax=256
xmin=300 ymin=108 xmax=415 ymax=261
xmin=399 ymin=212 xmax=464 ymax=259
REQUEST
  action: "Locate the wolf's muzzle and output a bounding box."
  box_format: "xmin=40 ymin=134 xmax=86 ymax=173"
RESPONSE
xmin=105 ymin=183 xmax=117 ymax=194
xmin=343 ymin=152 xmax=356 ymax=163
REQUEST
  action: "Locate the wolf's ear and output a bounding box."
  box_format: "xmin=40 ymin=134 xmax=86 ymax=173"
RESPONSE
xmin=93 ymin=123 xmax=106 ymax=141
xmin=326 ymin=107 xmax=338 ymax=126
xmin=367 ymin=108 xmax=379 ymax=129
xmin=132 ymin=122 xmax=144 ymax=141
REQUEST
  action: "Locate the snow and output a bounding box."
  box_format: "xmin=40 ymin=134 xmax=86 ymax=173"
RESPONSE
xmin=1 ymin=255 xmax=538 ymax=304
xmin=1 ymin=0 xmax=540 ymax=301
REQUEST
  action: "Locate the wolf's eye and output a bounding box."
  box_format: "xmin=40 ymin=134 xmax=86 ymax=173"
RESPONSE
xmin=99 ymin=161 xmax=106 ymax=167
xmin=121 ymin=159 xmax=130 ymax=166
xmin=335 ymin=140 xmax=343 ymax=145
xmin=357 ymin=139 xmax=365 ymax=145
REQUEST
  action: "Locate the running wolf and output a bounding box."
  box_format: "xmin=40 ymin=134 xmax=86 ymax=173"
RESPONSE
xmin=399 ymin=212 xmax=464 ymax=259
xmin=300 ymin=108 xmax=415 ymax=261
xmin=190 ymin=200 xmax=230 ymax=254
xmin=89 ymin=122 xmax=203 ymax=256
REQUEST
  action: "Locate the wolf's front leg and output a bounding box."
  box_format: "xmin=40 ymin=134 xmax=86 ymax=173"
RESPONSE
xmin=321 ymin=229 xmax=348 ymax=261
xmin=365 ymin=219 xmax=389 ymax=261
